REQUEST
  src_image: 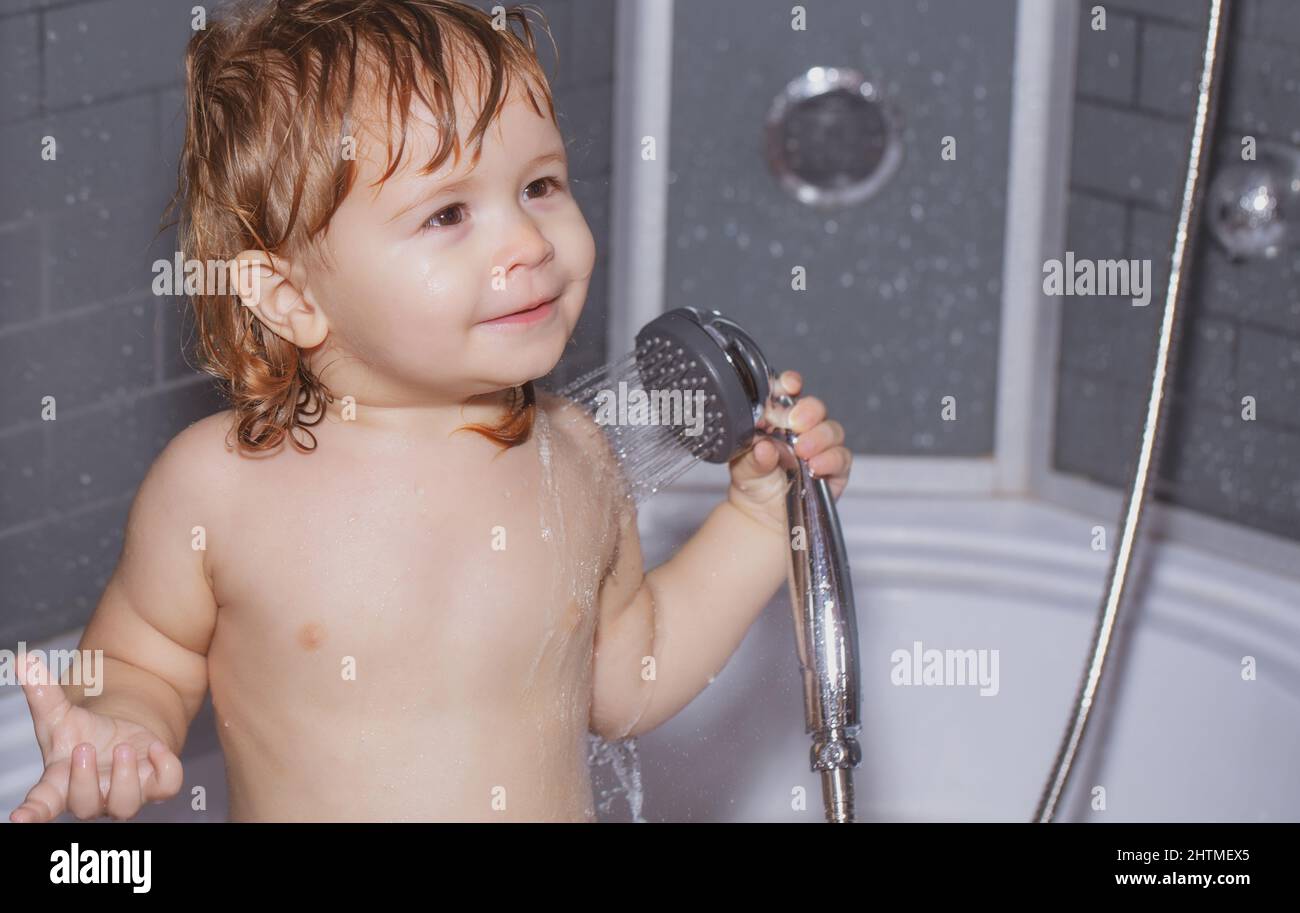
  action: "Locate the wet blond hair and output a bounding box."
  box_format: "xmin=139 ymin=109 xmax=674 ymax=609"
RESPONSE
xmin=170 ymin=0 xmax=557 ymax=453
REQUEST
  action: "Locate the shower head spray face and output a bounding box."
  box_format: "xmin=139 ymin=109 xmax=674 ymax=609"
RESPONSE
xmin=555 ymin=307 xmax=778 ymax=503
xmin=633 ymin=308 xmax=773 ymax=464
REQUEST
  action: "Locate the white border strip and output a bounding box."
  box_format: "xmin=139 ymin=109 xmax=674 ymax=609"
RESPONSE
xmin=607 ymin=0 xmax=675 ymax=359
xmin=996 ymin=0 xmax=1079 ymax=495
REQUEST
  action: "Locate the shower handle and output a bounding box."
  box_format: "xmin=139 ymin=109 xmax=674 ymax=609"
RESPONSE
xmin=762 ymin=394 xmax=863 ymax=823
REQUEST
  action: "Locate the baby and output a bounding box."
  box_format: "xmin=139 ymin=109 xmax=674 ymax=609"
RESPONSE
xmin=10 ymin=0 xmax=850 ymax=823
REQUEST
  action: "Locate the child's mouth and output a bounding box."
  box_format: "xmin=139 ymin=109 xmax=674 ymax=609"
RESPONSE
xmin=478 ymin=295 xmax=560 ymax=328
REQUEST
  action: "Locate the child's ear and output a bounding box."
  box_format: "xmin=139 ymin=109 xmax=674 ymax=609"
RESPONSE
xmin=229 ymin=250 xmax=329 ymax=349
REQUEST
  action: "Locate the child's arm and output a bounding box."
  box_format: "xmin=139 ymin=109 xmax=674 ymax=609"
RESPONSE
xmin=589 ymin=371 xmax=851 ymax=740
xmin=10 ymin=417 xmax=227 ymax=822
xmin=589 ymin=492 xmax=790 ymax=740
xmin=69 ymin=419 xmax=219 ymax=744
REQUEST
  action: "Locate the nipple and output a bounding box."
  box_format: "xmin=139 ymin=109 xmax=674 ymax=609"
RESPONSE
xmin=297 ymin=621 xmax=327 ymax=651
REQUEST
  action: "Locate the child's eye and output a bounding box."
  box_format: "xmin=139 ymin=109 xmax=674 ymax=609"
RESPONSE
xmin=422 ymin=204 xmax=466 ymax=231
xmin=525 ymin=176 xmax=565 ymax=199
xmin=420 ymin=178 xmax=563 ymax=231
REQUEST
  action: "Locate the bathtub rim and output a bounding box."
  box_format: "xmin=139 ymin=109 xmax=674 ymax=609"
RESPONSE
xmin=639 ymin=482 xmax=1300 ymax=706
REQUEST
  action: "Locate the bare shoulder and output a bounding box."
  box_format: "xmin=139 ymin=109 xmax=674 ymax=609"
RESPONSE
xmin=153 ymin=408 xmax=243 ymax=487
xmin=536 ymin=388 xmax=622 ymax=483
xmin=141 ymin=408 xmax=244 ymax=539
xmin=539 ymin=390 xmax=649 ymax=642
xmin=536 ymin=387 xmax=639 ymax=567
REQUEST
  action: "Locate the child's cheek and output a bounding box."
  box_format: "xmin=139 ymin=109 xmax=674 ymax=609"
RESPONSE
xmin=348 ymin=265 xmax=466 ymax=370
xmin=570 ymin=210 xmax=597 ymax=283
xmin=554 ymin=223 xmax=593 ymax=331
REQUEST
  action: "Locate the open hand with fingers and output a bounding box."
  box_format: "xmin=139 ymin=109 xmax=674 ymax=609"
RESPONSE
xmin=9 ymin=654 xmax=184 ymax=823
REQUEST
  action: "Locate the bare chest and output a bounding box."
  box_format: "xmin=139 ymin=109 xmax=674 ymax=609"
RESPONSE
xmin=207 ymin=419 xmax=619 ymax=703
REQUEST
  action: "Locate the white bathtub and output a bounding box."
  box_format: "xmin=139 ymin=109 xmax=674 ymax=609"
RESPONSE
xmin=5 ymin=487 xmax=1299 ymax=822
xmin=628 ymin=487 xmax=1300 ymax=823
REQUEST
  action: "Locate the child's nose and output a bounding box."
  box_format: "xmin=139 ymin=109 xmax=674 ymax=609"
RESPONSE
xmin=497 ymin=212 xmax=555 ymax=275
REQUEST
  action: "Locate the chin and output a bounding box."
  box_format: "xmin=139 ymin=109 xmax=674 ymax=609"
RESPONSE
xmin=525 ymin=322 xmax=577 ymax=374
xmin=485 ymin=343 xmax=567 ymax=390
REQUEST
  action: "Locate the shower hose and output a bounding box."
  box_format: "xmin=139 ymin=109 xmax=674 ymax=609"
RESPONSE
xmin=1034 ymin=0 xmax=1233 ymax=822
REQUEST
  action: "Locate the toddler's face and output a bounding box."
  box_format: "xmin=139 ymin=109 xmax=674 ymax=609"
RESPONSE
xmin=301 ymin=76 xmax=594 ymax=405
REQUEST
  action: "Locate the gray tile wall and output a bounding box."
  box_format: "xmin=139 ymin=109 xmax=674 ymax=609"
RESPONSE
xmin=0 ymin=0 xmax=615 ymax=645
xmin=1056 ymin=0 xmax=1300 ymax=542
xmin=665 ymin=0 xmax=1017 ymax=456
